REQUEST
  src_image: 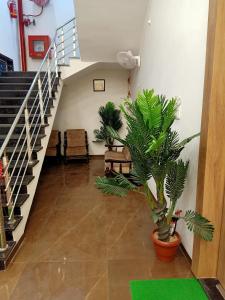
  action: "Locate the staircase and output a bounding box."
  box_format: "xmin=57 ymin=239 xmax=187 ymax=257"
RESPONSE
xmin=0 ymin=18 xmax=78 ymax=269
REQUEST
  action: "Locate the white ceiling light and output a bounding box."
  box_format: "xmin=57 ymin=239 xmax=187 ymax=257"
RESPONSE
xmin=117 ymin=50 xmax=140 ymax=69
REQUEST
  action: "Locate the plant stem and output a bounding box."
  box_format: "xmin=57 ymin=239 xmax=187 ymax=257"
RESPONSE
xmin=143 ymin=183 xmax=157 ymax=209
xmin=157 ymin=220 xmax=171 ymax=241
xmin=166 ymin=201 xmax=176 ymax=225
xmin=156 ymin=179 xmax=166 ymax=206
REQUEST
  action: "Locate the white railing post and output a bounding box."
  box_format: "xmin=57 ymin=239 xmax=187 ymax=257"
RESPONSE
xmin=61 ymin=27 xmax=65 ymax=64
xmin=0 ymin=159 xmax=7 ymax=252
xmin=2 ymin=153 xmax=15 ymax=225
xmin=73 ymin=26 xmax=76 ymax=58
xmin=0 ymin=196 xmax=7 ymax=252
xmin=47 ymin=57 xmax=52 ymax=98
xmin=54 ymin=42 xmax=59 ymax=78
xmin=24 ymin=106 xmax=33 ymax=164
xmin=38 ymin=75 xmax=45 ymax=126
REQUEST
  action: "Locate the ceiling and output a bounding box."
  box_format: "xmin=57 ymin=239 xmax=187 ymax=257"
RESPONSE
xmin=74 ymin=0 xmax=148 ymax=62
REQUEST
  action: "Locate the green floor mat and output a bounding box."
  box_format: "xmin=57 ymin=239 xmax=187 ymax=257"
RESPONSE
xmin=130 ymin=278 xmax=208 ymax=300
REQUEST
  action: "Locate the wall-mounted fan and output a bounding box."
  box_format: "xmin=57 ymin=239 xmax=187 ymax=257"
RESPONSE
xmin=117 ymin=50 xmax=140 ymax=69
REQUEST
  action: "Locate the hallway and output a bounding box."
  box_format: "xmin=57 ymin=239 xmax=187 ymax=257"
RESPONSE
xmin=0 ymin=159 xmax=192 ymax=300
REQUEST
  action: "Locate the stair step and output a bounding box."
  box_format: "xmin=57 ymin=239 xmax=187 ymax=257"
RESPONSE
xmin=0 ymin=113 xmax=51 ymax=117
xmin=0 ymin=123 xmax=48 ymax=128
xmin=0 ymin=89 xmax=38 ymax=96
xmin=0 ymin=113 xmax=51 ymax=124
xmin=9 ymin=159 xmax=39 ymax=169
xmin=1 ymin=71 xmax=39 ymax=77
xmin=0 ymin=113 xmax=51 ymax=118
xmin=2 ymin=194 xmax=29 ymax=208
xmin=10 ymin=175 xmax=34 ymax=186
xmin=0 ymin=77 xmax=35 ymax=84
xmin=0 ymin=98 xmax=54 ymax=106
xmin=0 ymin=241 xmax=16 ymax=270
xmin=5 ymin=145 xmax=43 ymax=154
xmin=0 ymin=133 xmax=46 ymax=147
xmin=0 ymin=123 xmax=48 ymax=135
xmin=0 ymin=82 xmax=58 ymax=91
xmin=0 ymin=104 xmax=53 ymax=109
xmin=4 ymin=216 xmax=23 ymax=231
xmin=0 ymin=90 xmax=54 ymax=97
xmin=0 ymin=105 xmax=53 ymax=115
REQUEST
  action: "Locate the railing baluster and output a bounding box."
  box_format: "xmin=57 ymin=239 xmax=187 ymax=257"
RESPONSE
xmin=73 ymin=19 xmax=76 ymax=58
xmin=38 ymin=75 xmax=45 ymax=126
xmin=47 ymin=57 xmax=52 ymax=98
xmin=0 ymin=160 xmax=7 ymax=252
xmin=24 ymin=106 xmax=33 ymax=164
xmin=2 ymin=153 xmax=15 ymax=224
xmin=54 ymin=42 xmax=59 ymax=78
xmin=61 ymin=27 xmax=65 ymax=64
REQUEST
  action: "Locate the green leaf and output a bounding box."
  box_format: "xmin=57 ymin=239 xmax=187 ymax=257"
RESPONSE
xmin=179 ymin=133 xmax=200 ymax=147
xmin=161 ymin=97 xmax=178 ymax=131
xmin=183 ymin=210 xmax=214 ymax=241
xmin=94 ymin=101 xmax=123 ymax=144
xmin=146 ymin=132 xmax=166 ymax=154
xmin=136 ymin=89 xmax=162 ymax=130
xmin=165 ymin=160 xmax=189 ymax=203
xmin=95 ymin=174 xmax=136 ymax=197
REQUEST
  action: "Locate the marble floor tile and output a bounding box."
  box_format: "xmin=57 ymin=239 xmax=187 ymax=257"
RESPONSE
xmin=0 ymin=159 xmax=192 ymax=300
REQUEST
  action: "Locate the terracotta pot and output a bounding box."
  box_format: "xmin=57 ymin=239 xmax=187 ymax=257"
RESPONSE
xmin=151 ymin=229 xmax=181 ymax=262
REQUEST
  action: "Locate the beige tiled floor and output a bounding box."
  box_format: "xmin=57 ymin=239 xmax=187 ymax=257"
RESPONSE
xmin=0 ymin=159 xmax=192 ymax=299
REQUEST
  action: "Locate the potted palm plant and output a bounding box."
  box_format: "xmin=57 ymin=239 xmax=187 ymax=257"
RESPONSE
xmin=96 ymin=90 xmax=214 ymax=262
xmin=93 ymin=101 xmax=123 ymax=150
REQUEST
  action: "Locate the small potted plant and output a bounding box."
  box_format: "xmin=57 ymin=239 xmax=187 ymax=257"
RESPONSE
xmin=96 ymin=90 xmax=214 ymax=262
xmin=93 ymin=101 xmax=123 ymax=150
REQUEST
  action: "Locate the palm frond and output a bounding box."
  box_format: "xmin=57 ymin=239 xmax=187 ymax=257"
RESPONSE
xmin=183 ymin=210 xmax=214 ymax=241
xmin=146 ymin=132 xmax=166 ymax=154
xmin=136 ymin=89 xmax=162 ymax=130
xmin=161 ymin=97 xmax=178 ymax=131
xmin=95 ymin=174 xmax=136 ymax=197
xmin=165 ymin=160 xmax=189 ymax=203
xmin=179 ymin=133 xmax=200 ymax=147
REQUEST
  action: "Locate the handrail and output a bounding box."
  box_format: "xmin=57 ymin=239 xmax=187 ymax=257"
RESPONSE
xmin=0 ymin=17 xmax=77 ymax=158
xmin=0 ymin=17 xmax=79 ymax=228
xmin=56 ymin=17 xmax=76 ymax=31
xmin=0 ymin=43 xmax=53 ymax=158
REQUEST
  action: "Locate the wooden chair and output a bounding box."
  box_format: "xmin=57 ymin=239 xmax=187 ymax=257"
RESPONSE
xmin=46 ymin=130 xmax=61 ymax=160
xmin=104 ymin=145 xmax=132 ymax=175
xmin=64 ymin=129 xmax=89 ymax=163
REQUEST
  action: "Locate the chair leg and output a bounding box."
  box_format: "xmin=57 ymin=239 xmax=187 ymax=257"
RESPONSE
xmin=64 ymin=156 xmax=68 ymax=165
xmin=105 ymin=167 xmax=111 ymax=177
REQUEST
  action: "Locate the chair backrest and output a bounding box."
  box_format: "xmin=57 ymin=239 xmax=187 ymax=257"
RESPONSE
xmin=122 ymin=146 xmax=131 ymax=160
xmin=66 ymin=129 xmax=86 ymax=147
xmin=48 ymin=130 xmax=59 ymax=148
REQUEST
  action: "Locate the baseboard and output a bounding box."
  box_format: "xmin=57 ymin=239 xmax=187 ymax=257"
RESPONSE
xmin=180 ymin=243 xmax=192 ymax=265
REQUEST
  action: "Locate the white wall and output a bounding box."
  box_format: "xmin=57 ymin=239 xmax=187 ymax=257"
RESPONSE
xmin=0 ymin=0 xmax=20 ymax=70
xmin=131 ymin=0 xmax=209 ymax=257
xmin=75 ymin=0 xmax=148 ymax=62
xmin=23 ymin=0 xmax=75 ymax=70
xmin=53 ymin=67 xmax=128 ymax=155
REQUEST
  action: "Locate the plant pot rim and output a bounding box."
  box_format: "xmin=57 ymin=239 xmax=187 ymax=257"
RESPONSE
xmin=151 ymin=229 xmax=181 ymax=248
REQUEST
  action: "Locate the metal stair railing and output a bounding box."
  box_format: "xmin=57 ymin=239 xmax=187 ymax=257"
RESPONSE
xmin=0 ymin=17 xmax=78 ymax=251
